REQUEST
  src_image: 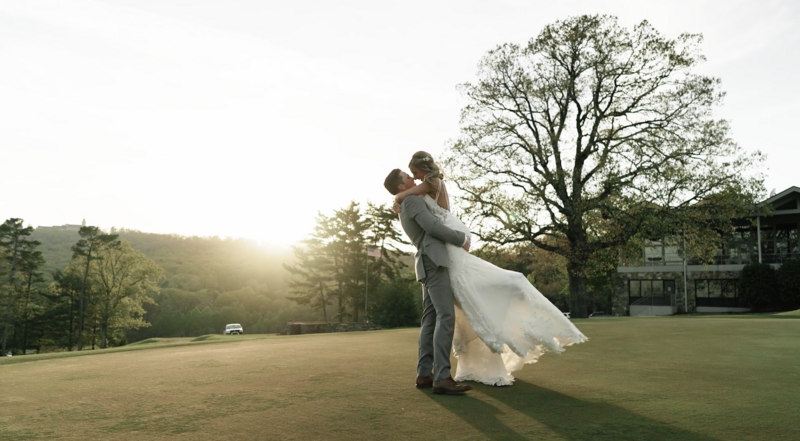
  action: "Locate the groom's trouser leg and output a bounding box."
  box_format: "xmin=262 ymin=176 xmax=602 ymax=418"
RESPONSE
xmin=420 ymin=256 xmax=455 ymax=383
xmin=417 ymin=281 xmax=435 ymax=378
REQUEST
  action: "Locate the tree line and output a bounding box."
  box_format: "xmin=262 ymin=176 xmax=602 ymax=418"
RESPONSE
xmin=1 ymin=219 xmax=163 ymax=355
xmin=0 ymin=219 xmax=336 ymax=355
xmin=0 ymin=203 xmax=430 ymax=356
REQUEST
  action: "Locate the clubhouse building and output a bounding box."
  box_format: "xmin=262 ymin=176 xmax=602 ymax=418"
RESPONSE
xmin=612 ymin=186 xmax=800 ymax=316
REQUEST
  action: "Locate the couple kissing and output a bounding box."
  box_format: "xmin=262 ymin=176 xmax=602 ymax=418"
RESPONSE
xmin=384 ymin=151 xmax=587 ymax=395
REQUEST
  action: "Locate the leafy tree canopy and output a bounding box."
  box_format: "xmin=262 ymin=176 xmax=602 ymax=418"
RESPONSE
xmin=445 ymin=15 xmax=765 ymax=317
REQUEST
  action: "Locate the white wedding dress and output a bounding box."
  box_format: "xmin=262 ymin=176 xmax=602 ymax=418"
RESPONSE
xmin=421 ymin=189 xmax=588 ymax=386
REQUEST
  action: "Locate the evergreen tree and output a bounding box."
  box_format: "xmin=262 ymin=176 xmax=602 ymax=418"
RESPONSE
xmin=45 ymin=267 xmax=84 ymax=350
xmin=71 ymin=226 xmax=119 ymax=350
xmin=286 ymin=202 xmax=403 ymax=323
xmin=284 ymin=238 xmax=332 ymax=323
xmin=329 ymin=202 xmax=371 ymax=322
xmin=365 ymin=203 xmax=409 ymax=282
xmin=0 ymin=218 xmax=42 ymax=355
xmin=17 ymin=248 xmax=45 ymax=353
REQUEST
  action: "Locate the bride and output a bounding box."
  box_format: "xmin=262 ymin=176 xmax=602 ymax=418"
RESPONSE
xmin=393 ymin=151 xmax=587 ymax=386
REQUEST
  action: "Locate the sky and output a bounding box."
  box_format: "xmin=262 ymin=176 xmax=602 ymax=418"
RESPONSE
xmin=1 ymin=0 xmax=798 ymax=247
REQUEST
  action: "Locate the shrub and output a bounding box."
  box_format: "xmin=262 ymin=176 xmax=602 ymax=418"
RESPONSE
xmin=371 ymin=278 xmax=420 ymax=328
xmin=738 ymin=262 xmax=779 ymax=312
xmin=776 ymin=259 xmax=800 ymax=310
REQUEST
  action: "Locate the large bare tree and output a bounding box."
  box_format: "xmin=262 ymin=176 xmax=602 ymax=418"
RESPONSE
xmin=445 ymin=15 xmax=764 ymax=317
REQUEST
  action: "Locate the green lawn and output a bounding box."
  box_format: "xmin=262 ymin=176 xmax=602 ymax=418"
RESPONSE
xmin=1 ymin=316 xmax=799 ymax=440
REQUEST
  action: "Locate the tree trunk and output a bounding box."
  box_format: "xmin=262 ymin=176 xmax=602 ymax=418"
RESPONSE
xmin=22 ymin=299 xmax=29 ymax=355
xmin=22 ymin=273 xmax=33 ymax=355
xmin=2 ymin=287 xmax=13 ymax=355
xmin=89 ymin=295 xmax=97 ymax=350
xmin=352 ymin=280 xmax=359 ymax=323
xmin=68 ymin=289 xmax=75 ymax=351
xmin=337 ymin=278 xmax=344 ymax=323
xmin=567 ymin=268 xmax=589 ymax=319
xmin=77 ymin=248 xmax=92 ymax=351
xmin=1 ymin=241 xmax=19 ymax=355
xmin=22 ymin=321 xmax=28 ymax=355
xmin=319 ymin=282 xmax=328 ymax=323
xmin=91 ymin=317 xmax=97 ymax=350
xmin=99 ymin=295 xmax=110 ymax=349
xmin=12 ymin=325 xmax=18 ymax=356
xmin=100 ymin=319 xmax=107 ymax=349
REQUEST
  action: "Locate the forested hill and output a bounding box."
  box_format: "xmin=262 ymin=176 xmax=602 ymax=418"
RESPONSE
xmin=30 ymin=227 xmax=323 ymax=340
xmin=32 ymin=227 xmax=291 ymax=291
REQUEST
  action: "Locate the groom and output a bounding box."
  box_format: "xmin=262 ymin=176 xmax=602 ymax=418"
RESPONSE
xmin=384 ymin=169 xmax=473 ymax=395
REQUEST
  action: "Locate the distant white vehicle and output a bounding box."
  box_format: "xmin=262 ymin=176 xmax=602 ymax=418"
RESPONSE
xmin=224 ymin=323 xmax=244 ymax=335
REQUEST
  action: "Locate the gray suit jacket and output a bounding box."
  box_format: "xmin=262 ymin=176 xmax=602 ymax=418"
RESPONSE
xmin=399 ymin=195 xmax=467 ymax=282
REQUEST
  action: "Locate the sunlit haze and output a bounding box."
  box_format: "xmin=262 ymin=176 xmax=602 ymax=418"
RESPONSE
xmin=2 ymin=0 xmax=798 ymax=247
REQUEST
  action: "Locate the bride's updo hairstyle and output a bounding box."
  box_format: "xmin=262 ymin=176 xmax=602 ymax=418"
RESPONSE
xmin=408 ymin=151 xmax=443 ymax=189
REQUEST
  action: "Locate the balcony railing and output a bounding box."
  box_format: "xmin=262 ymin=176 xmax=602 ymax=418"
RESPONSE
xmin=621 ymin=253 xmax=799 ymax=267
xmin=760 ymin=253 xmax=800 ymax=264
xmin=619 ymin=257 xmax=684 ymax=267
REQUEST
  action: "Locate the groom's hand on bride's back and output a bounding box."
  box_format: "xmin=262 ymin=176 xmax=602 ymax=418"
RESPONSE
xmin=462 ymin=237 xmax=471 ymax=252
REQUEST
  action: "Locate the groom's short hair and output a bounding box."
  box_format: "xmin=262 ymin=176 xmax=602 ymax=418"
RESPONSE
xmin=384 ymin=169 xmax=404 ymax=195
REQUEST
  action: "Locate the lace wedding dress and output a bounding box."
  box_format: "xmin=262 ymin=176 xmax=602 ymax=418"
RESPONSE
xmin=421 ymin=189 xmax=588 ymax=386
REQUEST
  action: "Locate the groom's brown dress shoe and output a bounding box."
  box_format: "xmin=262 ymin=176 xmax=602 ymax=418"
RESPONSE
xmin=415 ymin=375 xmax=434 ymax=389
xmin=432 ymin=377 xmax=473 ymax=395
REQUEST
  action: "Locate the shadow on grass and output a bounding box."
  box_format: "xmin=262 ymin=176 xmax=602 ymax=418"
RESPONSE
xmin=420 ymin=389 xmax=530 ymax=441
xmin=425 ymin=380 xmax=719 ymax=441
xmin=478 ymin=380 xmax=719 ymax=441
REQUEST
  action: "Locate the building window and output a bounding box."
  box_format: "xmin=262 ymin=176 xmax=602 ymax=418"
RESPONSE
xmin=641 ymin=239 xmax=683 ymax=266
xmin=696 ymin=280 xmax=708 ymax=298
xmin=694 ymin=279 xmax=739 ymax=307
xmin=629 ymin=279 xmax=675 ymax=306
xmin=760 ymin=224 xmax=800 ymax=263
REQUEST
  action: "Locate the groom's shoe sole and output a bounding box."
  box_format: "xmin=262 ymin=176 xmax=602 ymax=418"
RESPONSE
xmin=415 ymin=381 xmax=433 ymax=389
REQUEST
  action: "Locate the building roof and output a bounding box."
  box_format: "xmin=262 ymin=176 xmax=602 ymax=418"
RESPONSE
xmin=760 ymin=186 xmax=800 ymax=212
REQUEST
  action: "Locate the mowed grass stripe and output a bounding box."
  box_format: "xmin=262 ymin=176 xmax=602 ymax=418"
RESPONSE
xmin=0 ymin=334 xmax=277 ymax=366
xmin=1 ymin=317 xmax=799 ymax=440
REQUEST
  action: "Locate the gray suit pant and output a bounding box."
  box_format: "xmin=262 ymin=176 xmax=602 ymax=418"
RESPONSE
xmin=417 ymin=255 xmax=455 ymax=383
